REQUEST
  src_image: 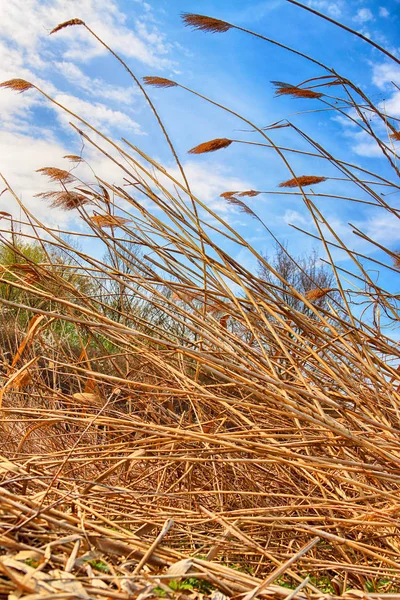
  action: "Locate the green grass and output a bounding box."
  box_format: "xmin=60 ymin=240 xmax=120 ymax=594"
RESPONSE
xmin=87 ymin=559 xmax=111 ymax=573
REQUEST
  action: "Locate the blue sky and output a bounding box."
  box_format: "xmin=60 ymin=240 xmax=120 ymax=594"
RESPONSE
xmin=0 ymin=0 xmax=400 ymax=310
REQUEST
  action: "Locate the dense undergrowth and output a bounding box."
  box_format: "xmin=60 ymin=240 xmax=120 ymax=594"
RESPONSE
xmin=1 ymin=4 xmax=400 ymax=599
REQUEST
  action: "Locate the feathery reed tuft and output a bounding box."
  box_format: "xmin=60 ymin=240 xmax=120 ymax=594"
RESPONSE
xmin=393 ymin=252 xmax=400 ymax=268
xmin=50 ymin=19 xmax=85 ymax=34
xmin=272 ymin=81 xmax=323 ymax=99
xmin=188 ymin=138 xmax=233 ymax=154
xmin=305 ymin=287 xmax=333 ymax=301
xmin=238 ymin=190 xmax=261 ymax=197
xmin=90 ymin=214 xmax=130 ymax=228
xmin=181 ymin=13 xmax=232 ymax=33
xmin=36 ymin=167 xmax=75 ymax=183
xmin=64 ymin=155 xmax=83 ymax=162
xmin=143 ymin=77 xmax=178 ymax=88
xmin=0 ymin=79 xmax=33 ymax=93
xmin=225 ymin=196 xmax=254 ymax=216
xmin=279 ymin=175 xmax=327 ymax=188
xmin=220 ymin=191 xmax=238 ymax=198
xmin=390 ymin=130 xmax=400 ymax=141
xmin=36 ymin=191 xmax=90 ymax=210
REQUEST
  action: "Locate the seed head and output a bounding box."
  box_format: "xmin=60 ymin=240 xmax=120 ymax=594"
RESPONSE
xmin=238 ymin=190 xmax=260 ymax=197
xmin=90 ymin=214 xmax=130 ymax=228
xmin=272 ymin=81 xmax=323 ymax=99
xmin=181 ymin=13 xmax=232 ymax=33
xmin=225 ymin=196 xmax=254 ymax=216
xmin=50 ymin=19 xmax=85 ymax=34
xmin=390 ymin=131 xmax=400 ymax=141
xmin=220 ymin=191 xmax=238 ymax=199
xmin=36 ymin=167 xmax=75 ymax=183
xmin=36 ymin=191 xmax=89 ymax=210
xmin=143 ymin=76 xmax=177 ymax=88
xmin=393 ymin=252 xmax=400 ymax=268
xmin=279 ymin=175 xmax=327 ymax=188
xmin=0 ymin=79 xmax=34 ymax=93
xmin=189 ymin=138 xmax=233 ymax=154
xmin=64 ymin=154 xmax=83 ymax=162
xmin=305 ymin=288 xmax=333 ymax=301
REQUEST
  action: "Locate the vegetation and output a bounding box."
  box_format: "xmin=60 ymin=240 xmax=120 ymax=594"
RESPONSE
xmin=1 ymin=4 xmax=400 ymax=600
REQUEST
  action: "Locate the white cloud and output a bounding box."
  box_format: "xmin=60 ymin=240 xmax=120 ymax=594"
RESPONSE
xmin=0 ymin=0 xmax=175 ymax=69
xmin=159 ymin=161 xmax=253 ymax=217
xmin=54 ymin=62 xmax=139 ymax=105
xmin=283 ymin=210 xmax=307 ymax=225
xmin=372 ymin=63 xmax=400 ymax=89
xmin=370 ymin=63 xmax=400 ymax=119
xmin=382 ymin=90 xmax=400 ymax=117
xmin=351 ymin=131 xmax=386 ymax=158
xmin=307 ymin=1 xmax=342 ymax=18
xmin=0 ymin=132 xmax=77 ymax=229
xmin=353 ymin=8 xmax=374 ymax=23
xmin=52 ymin=93 xmax=143 ymax=135
xmin=358 ymin=213 xmax=400 ymax=246
xmin=379 ymin=7 xmax=390 ymax=18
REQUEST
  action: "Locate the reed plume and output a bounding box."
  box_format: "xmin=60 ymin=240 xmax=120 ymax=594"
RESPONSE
xmin=36 ymin=191 xmax=89 ymax=210
xmin=90 ymin=214 xmax=130 ymax=228
xmin=305 ymin=288 xmax=333 ymax=301
xmin=143 ymin=77 xmax=178 ymax=88
xmin=188 ymin=138 xmax=233 ymax=154
xmin=279 ymin=175 xmax=327 ymax=188
xmin=36 ymin=167 xmax=75 ymax=183
xmin=273 ymin=81 xmax=323 ymax=99
xmin=225 ymin=196 xmax=254 ymax=215
xmin=181 ymin=13 xmax=232 ymax=33
xmin=64 ymin=155 xmax=83 ymax=163
xmin=220 ymin=191 xmax=238 ymax=198
xmin=0 ymin=79 xmax=33 ymax=92
xmin=50 ymin=19 xmax=85 ymax=34
xmin=238 ymin=190 xmax=261 ymax=197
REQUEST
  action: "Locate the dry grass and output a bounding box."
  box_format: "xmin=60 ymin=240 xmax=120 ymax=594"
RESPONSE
xmin=1 ymin=5 xmax=400 ymax=600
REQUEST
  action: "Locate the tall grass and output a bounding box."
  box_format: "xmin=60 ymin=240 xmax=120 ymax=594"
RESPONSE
xmin=1 ymin=3 xmax=400 ymax=597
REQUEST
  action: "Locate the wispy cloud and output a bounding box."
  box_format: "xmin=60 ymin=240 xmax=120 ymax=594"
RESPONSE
xmin=306 ymin=1 xmax=343 ymax=19
xmin=353 ymin=8 xmax=374 ymax=24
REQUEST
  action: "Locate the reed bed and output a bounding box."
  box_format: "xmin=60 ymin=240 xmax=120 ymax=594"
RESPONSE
xmin=1 ymin=3 xmax=400 ymax=598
